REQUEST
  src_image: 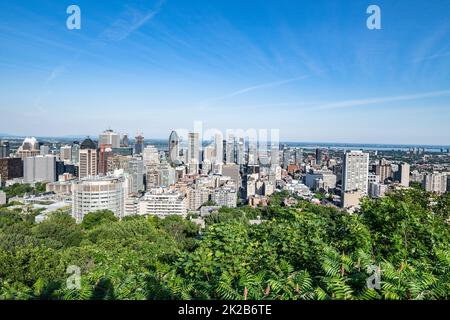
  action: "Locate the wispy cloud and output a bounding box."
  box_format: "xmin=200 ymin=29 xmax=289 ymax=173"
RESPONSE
xmin=201 ymin=75 xmax=309 ymax=106
xmin=100 ymin=0 xmax=165 ymax=42
xmin=412 ymin=51 xmax=450 ymax=63
xmin=45 ymin=65 xmax=66 ymax=84
xmin=315 ymin=90 xmax=450 ymax=110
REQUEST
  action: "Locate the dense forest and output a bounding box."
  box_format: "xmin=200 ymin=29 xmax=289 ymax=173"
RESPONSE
xmin=0 ymin=188 xmax=448 ymax=300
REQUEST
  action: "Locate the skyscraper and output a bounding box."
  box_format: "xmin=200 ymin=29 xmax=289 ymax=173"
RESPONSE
xmin=79 ymin=138 xmax=97 ymax=178
xmin=121 ymin=134 xmax=129 ymax=147
xmin=342 ymin=150 xmax=369 ymax=194
xmin=0 ymin=141 xmax=10 ymax=158
xmin=128 ymin=158 xmax=144 ymax=194
xmin=315 ymin=148 xmax=323 ymax=166
xmin=98 ymin=144 xmax=113 ymax=176
xmin=71 ymin=142 xmax=80 ymax=165
xmin=168 ymin=130 xmax=180 ymax=164
xmin=226 ymin=134 xmax=235 ymax=164
xmin=236 ymin=137 xmax=245 ymax=165
xmin=60 ymin=145 xmax=72 ymax=162
xmin=134 ymin=134 xmax=144 ymax=155
xmin=99 ymin=129 xmax=120 ymax=148
xmin=214 ymin=132 xmax=223 ymax=165
xmin=295 ymin=148 xmax=303 ymax=166
xmin=247 ymin=138 xmax=258 ymax=165
xmin=188 ymin=132 xmax=200 ymax=174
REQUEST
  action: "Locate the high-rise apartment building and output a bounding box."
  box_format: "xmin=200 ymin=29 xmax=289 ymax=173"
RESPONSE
xmin=375 ymin=159 xmax=393 ymax=183
xmin=187 ymin=187 xmax=211 ymax=211
xmin=422 ymin=172 xmax=448 ymax=194
xmin=139 ymin=189 xmax=186 ymax=217
xmin=398 ymin=162 xmax=410 ymax=187
xmin=342 ymin=150 xmax=369 ymax=194
xmin=212 ymin=186 xmax=237 ymax=208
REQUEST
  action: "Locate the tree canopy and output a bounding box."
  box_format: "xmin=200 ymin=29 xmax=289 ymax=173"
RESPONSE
xmin=0 ymin=188 xmax=448 ymax=300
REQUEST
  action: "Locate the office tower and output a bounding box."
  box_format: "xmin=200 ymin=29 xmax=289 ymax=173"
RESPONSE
xmin=71 ymin=142 xmax=80 ymax=165
xmin=98 ymin=144 xmax=113 ymax=175
xmin=168 ymin=130 xmax=180 ymax=164
xmin=134 ymin=134 xmax=144 ymax=155
xmin=342 ymin=150 xmax=369 ymax=194
xmin=188 ymin=132 xmax=200 ymax=174
xmin=128 ymin=158 xmax=144 ymax=194
xmin=375 ymin=158 xmax=393 ymax=183
xmin=398 ymin=162 xmax=410 ymax=187
xmin=143 ymin=145 xmax=160 ymax=166
xmin=214 ymin=133 xmax=223 ymax=165
xmin=226 ymin=134 xmax=235 ymax=164
xmin=99 ymin=129 xmax=120 ymax=148
xmin=0 ymin=158 xmax=23 ymax=181
xmin=0 ymin=141 xmax=10 ymax=158
xmin=212 ymin=186 xmax=237 ymax=208
xmin=316 ymin=148 xmax=324 ymax=166
xmin=78 ymin=138 xmax=97 ymax=178
xmin=248 ymin=138 xmax=258 ymax=165
xmin=139 ymin=190 xmax=187 ymax=217
xmin=270 ymin=146 xmax=279 ymax=166
xmin=121 ymin=134 xmax=129 ymax=147
xmin=203 ymin=145 xmax=215 ymax=162
xmin=23 ymin=155 xmax=56 ymax=183
xmin=16 ymin=137 xmax=40 ymax=159
xmin=72 ymin=175 xmax=126 ymax=223
xmin=222 ymin=163 xmax=241 ymax=189
xmin=422 ymin=172 xmax=448 ymax=194
xmin=222 ymin=140 xmax=227 ymax=162
xmin=295 ymin=148 xmax=303 ymax=166
xmin=60 ymin=145 xmax=72 ymax=162
xmin=236 ymin=137 xmax=245 ymax=165
xmin=282 ymin=149 xmax=291 ymax=169
xmin=40 ymin=145 xmax=50 ymax=156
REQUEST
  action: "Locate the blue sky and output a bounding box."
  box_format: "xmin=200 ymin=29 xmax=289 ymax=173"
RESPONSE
xmin=0 ymin=0 xmax=450 ymax=144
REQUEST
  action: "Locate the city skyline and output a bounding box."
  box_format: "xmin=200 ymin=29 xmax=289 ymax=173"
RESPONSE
xmin=1 ymin=0 xmax=450 ymax=144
